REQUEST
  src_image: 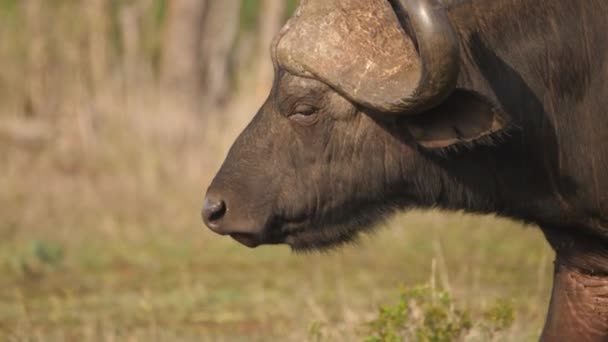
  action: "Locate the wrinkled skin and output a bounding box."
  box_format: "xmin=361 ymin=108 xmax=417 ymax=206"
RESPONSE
xmin=204 ymin=0 xmax=608 ymax=339
xmin=207 ymin=73 xmax=418 ymax=250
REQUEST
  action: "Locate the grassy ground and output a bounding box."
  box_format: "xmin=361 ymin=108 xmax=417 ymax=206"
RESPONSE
xmin=0 ymin=91 xmax=554 ymax=341
xmin=0 ymin=209 xmax=553 ymax=341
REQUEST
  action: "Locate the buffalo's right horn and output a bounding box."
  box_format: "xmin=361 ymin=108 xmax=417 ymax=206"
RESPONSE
xmin=275 ymin=0 xmax=461 ymax=114
xmin=386 ymin=0 xmax=461 ymax=113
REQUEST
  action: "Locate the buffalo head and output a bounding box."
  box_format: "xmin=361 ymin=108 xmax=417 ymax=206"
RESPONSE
xmin=202 ymin=0 xmax=508 ymax=250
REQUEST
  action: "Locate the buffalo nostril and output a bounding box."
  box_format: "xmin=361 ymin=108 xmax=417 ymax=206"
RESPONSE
xmin=202 ymin=197 xmax=227 ymax=228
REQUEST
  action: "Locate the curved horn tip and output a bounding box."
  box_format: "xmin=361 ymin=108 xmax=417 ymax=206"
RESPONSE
xmin=387 ymin=0 xmax=461 ymax=114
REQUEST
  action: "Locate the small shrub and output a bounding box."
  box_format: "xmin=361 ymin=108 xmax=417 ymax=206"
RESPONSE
xmin=309 ymin=321 xmax=325 ymax=342
xmin=31 ymin=239 xmax=64 ymax=266
xmin=365 ymin=285 xmax=515 ymax=342
xmin=480 ymin=298 xmax=515 ymax=339
xmin=9 ymin=240 xmax=65 ymax=278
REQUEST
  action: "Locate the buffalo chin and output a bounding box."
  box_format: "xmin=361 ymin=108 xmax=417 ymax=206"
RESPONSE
xmin=282 ymin=210 xmax=394 ymax=252
xmin=282 ymin=203 xmax=397 ymax=252
xmin=284 ymin=228 xmax=361 ymax=252
xmin=229 ymin=233 xmax=262 ymax=248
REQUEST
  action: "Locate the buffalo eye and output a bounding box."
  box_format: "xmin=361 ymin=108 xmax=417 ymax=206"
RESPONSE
xmin=288 ymin=104 xmax=319 ymax=126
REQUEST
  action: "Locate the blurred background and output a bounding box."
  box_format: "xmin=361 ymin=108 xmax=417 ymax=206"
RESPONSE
xmin=0 ymin=1 xmax=554 ymax=341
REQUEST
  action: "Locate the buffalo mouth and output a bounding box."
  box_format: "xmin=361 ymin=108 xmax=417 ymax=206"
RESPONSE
xmin=229 ymin=231 xmax=286 ymax=248
xmin=225 ymin=219 xmax=341 ymax=251
xmin=227 ymin=220 xmax=369 ymax=251
xmin=225 ymin=199 xmax=398 ymax=250
xmin=229 ymin=233 xmax=263 ymax=248
xmin=226 ymin=220 xmax=291 ymax=248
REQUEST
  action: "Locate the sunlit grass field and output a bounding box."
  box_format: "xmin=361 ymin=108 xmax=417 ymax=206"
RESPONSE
xmin=0 ymin=214 xmax=553 ymax=341
xmin=1 ymin=178 xmax=553 ymax=340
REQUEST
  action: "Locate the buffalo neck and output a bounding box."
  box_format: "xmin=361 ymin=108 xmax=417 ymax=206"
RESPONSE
xmin=402 ymin=0 xmax=608 ymax=230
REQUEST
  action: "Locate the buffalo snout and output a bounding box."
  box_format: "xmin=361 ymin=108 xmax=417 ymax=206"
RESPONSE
xmin=202 ymin=196 xmax=226 ymax=231
xmin=202 ymin=192 xmax=267 ymax=248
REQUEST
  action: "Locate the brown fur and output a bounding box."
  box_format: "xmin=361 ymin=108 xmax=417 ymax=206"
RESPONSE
xmin=204 ymin=0 xmax=608 ymax=339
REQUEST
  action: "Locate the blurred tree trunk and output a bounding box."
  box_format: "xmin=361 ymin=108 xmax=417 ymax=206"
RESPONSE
xmin=23 ymin=0 xmax=46 ymax=117
xmin=87 ymin=0 xmax=109 ymax=92
xmin=118 ymin=1 xmax=143 ymax=121
xmin=161 ymin=0 xmax=242 ymax=125
xmin=256 ymin=0 xmax=286 ymax=97
xmin=79 ymin=0 xmax=110 ymax=147
xmin=119 ymin=3 xmax=141 ymax=81
xmin=160 ymin=0 xmax=207 ymax=116
xmin=201 ymin=0 xmax=241 ymax=110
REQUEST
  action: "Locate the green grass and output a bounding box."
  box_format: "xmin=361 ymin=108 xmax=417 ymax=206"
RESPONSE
xmin=0 ymin=210 xmax=553 ymax=341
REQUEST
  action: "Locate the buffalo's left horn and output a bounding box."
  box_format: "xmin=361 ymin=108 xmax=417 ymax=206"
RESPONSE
xmin=275 ymin=0 xmax=461 ymax=114
xmin=385 ymin=0 xmax=461 ymax=113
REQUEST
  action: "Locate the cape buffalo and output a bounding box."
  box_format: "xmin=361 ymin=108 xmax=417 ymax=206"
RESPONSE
xmin=202 ymin=0 xmax=608 ymax=339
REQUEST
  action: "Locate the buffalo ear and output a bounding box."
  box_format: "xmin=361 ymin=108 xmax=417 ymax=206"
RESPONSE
xmin=404 ymin=90 xmax=510 ymax=149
